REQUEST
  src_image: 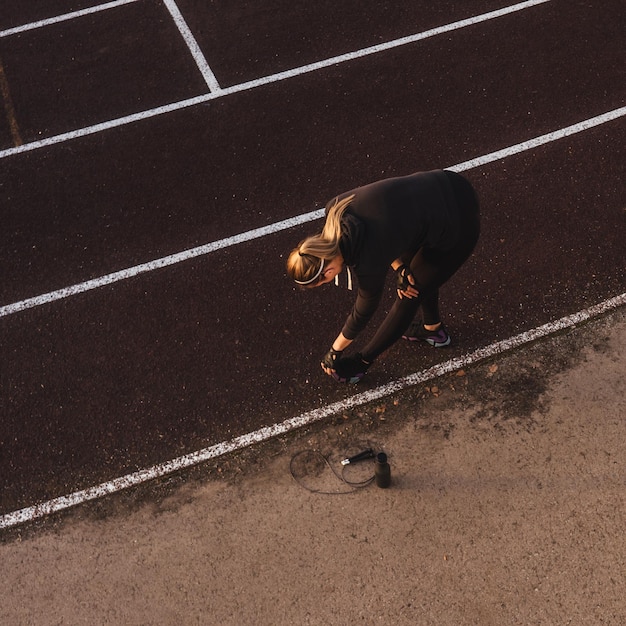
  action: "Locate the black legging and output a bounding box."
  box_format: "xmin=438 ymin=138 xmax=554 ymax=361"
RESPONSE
xmin=361 ymin=171 xmax=480 ymax=362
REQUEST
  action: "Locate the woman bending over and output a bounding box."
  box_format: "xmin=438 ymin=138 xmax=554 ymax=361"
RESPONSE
xmin=286 ymin=169 xmax=480 ymax=383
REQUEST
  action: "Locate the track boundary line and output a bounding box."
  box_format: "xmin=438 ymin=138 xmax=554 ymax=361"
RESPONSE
xmin=0 ymin=0 xmax=141 ymax=38
xmin=1 ymin=292 xmax=624 ymax=530
xmin=161 ymin=0 xmax=221 ymax=92
xmin=0 ymin=0 xmax=551 ymax=159
xmin=1 ymin=106 xmax=624 ymax=319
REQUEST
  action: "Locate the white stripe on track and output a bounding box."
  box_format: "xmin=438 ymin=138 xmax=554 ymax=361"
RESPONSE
xmin=161 ymin=0 xmax=221 ymax=92
xmin=1 ymin=292 xmax=624 ymax=530
xmin=224 ymin=0 xmax=552 ymax=94
xmin=0 ymin=0 xmax=551 ymax=159
xmin=1 ymin=106 xmax=624 ymax=319
xmin=0 ymin=0 xmax=221 ymax=92
xmin=0 ymin=0 xmax=141 ymax=38
xmin=0 ymin=209 xmax=322 ymax=317
xmin=449 ymin=107 xmax=626 ymax=171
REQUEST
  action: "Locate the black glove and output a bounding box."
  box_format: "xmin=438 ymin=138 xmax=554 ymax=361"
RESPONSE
xmin=332 ymin=353 xmax=370 ymax=384
xmin=396 ymin=264 xmax=415 ymax=292
xmin=321 ymin=348 xmax=343 ymax=371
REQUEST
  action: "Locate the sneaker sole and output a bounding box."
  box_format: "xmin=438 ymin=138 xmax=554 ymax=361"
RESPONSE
xmin=424 ymin=336 xmax=451 ymax=348
xmin=331 ymin=372 xmax=365 ymax=384
xmin=402 ymin=335 xmax=451 ymax=347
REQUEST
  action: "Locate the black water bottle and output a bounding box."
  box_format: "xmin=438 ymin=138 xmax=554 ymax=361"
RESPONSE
xmin=374 ymin=452 xmax=391 ymax=488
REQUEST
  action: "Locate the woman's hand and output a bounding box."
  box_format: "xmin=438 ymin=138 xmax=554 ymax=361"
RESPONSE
xmin=321 ymin=350 xmax=370 ymax=383
xmin=321 ymin=347 xmax=342 ymax=376
xmin=395 ymin=264 xmax=419 ymax=299
xmin=321 ymin=334 xmax=353 ymax=375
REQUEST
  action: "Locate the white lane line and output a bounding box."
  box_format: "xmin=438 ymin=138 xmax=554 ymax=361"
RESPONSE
xmin=0 ymin=93 xmax=216 ymax=159
xmin=0 ymin=0 xmax=141 ymax=38
xmin=0 ymin=0 xmax=551 ymax=159
xmin=161 ymin=0 xmax=221 ymax=92
xmin=449 ymin=106 xmax=626 ymax=170
xmin=1 ymin=291 xmax=624 ymax=530
xmin=1 ymin=106 xmax=624 ymax=319
xmin=0 ymin=209 xmax=322 ymax=318
xmin=224 ymin=0 xmax=552 ymax=93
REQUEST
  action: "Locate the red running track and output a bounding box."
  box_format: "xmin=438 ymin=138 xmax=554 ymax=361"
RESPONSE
xmin=0 ymin=0 xmax=624 ymax=521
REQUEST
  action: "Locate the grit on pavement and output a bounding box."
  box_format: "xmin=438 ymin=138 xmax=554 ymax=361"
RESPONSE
xmin=1 ymin=306 xmax=624 ymax=625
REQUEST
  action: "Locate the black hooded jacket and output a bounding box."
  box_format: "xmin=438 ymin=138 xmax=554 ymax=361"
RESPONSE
xmin=326 ymin=170 xmax=464 ymax=340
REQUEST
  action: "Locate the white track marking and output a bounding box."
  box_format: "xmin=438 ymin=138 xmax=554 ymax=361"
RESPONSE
xmin=161 ymin=0 xmax=221 ymax=92
xmin=449 ymin=107 xmax=626 ymax=170
xmin=224 ymin=0 xmax=551 ymax=92
xmin=0 ymin=209 xmax=322 ymax=317
xmin=1 ymin=106 xmax=624 ymax=319
xmin=0 ymin=0 xmax=221 ymax=93
xmin=0 ymin=94 xmax=215 ymax=159
xmin=0 ymin=0 xmax=551 ymax=159
xmin=1 ymin=292 xmax=624 ymax=530
xmin=0 ymin=0 xmax=141 ymax=38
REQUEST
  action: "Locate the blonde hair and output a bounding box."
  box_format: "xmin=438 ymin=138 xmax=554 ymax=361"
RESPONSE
xmin=286 ymin=194 xmax=355 ymax=286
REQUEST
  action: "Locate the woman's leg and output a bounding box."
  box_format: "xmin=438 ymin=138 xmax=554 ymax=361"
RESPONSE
xmin=360 ymin=250 xmax=464 ymax=362
xmin=413 ymin=171 xmax=481 ymax=329
xmin=360 ymin=294 xmax=422 ymax=362
xmin=418 ymin=288 xmax=441 ymax=327
xmin=361 ymin=173 xmax=480 ymax=362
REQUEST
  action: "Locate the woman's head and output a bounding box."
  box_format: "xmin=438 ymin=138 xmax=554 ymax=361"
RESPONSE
xmin=286 ymin=244 xmax=343 ymax=287
xmin=286 ymin=194 xmax=355 ymax=287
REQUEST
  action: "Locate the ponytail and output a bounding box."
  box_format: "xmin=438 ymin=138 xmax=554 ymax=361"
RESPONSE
xmin=286 ymin=194 xmax=355 ymax=286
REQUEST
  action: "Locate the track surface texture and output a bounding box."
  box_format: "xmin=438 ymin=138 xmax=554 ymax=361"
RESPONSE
xmin=0 ymin=0 xmax=624 ymax=521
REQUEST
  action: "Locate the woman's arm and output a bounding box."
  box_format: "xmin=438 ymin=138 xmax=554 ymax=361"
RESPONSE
xmin=331 ymin=333 xmax=353 ymax=352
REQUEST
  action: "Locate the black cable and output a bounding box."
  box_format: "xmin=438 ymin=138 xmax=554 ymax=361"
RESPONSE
xmin=289 ymin=449 xmax=376 ymax=494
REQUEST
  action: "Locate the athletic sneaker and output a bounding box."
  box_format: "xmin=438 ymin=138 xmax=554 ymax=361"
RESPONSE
xmin=402 ymin=322 xmax=451 ymax=347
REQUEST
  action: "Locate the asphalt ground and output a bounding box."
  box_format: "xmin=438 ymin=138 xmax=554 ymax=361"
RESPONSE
xmin=0 ymin=0 xmax=624 ymax=527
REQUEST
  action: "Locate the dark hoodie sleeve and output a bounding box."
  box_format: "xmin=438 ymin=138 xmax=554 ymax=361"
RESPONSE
xmin=340 ymin=273 xmax=387 ymax=340
xmin=336 ymin=210 xmax=389 ymax=339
